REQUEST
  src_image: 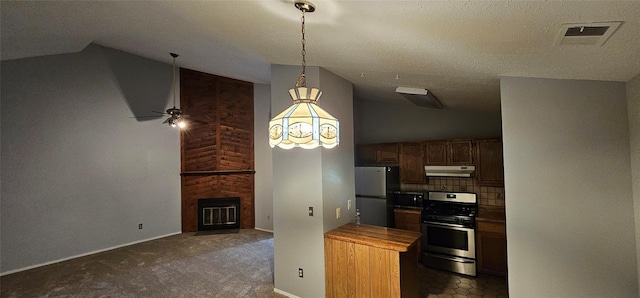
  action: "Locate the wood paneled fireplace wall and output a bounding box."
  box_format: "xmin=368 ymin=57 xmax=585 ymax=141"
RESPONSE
xmin=179 ymin=68 xmax=255 ymax=232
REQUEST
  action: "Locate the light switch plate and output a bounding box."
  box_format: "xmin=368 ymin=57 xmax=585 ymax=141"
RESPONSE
xmin=308 ymin=207 xmax=314 ymax=216
xmin=347 ymin=199 xmax=352 ymax=210
xmin=336 ymin=207 xmax=341 ymax=219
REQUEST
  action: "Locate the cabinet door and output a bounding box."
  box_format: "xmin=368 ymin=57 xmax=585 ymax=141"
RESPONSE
xmin=400 ymin=143 xmax=425 ymax=184
xmin=477 ymin=229 xmax=507 ymax=276
xmin=393 ymin=209 xmax=421 ymax=232
xmin=377 ymin=143 xmax=399 ymax=163
xmin=476 ymin=139 xmax=504 ymax=186
xmin=356 ymin=144 xmax=378 ymax=165
xmin=449 ymin=140 xmax=474 ymax=165
xmin=424 ymin=141 xmax=448 ymax=165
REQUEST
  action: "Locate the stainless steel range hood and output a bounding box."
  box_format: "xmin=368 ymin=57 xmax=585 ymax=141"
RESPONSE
xmin=424 ymin=165 xmax=475 ymax=177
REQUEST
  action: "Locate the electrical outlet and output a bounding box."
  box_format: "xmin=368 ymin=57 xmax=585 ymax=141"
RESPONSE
xmin=138 ymin=224 xmax=143 ymax=230
xmin=347 ymin=199 xmax=352 ymax=210
xmin=298 ymin=268 xmax=303 ymax=278
xmin=336 ymin=207 xmax=341 ymax=219
xmin=496 ymin=193 xmax=502 ymax=199
xmin=308 ymin=207 xmax=314 ymax=216
xmin=441 ymin=185 xmax=447 ymax=190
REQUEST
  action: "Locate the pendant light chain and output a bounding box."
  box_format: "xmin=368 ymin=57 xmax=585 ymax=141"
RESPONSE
xmin=296 ymin=9 xmax=307 ymax=88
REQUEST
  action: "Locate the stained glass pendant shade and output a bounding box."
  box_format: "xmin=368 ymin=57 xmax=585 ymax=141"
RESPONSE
xmin=269 ymin=87 xmax=339 ymax=149
xmin=268 ymin=0 xmax=339 ymax=150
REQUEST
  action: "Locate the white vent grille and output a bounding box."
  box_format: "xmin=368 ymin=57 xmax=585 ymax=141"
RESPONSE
xmin=555 ymin=21 xmax=622 ymax=46
xmin=395 ymin=87 xmax=443 ymax=109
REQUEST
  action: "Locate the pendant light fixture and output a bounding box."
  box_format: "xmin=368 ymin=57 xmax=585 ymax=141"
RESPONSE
xmin=268 ymin=0 xmax=339 ymax=149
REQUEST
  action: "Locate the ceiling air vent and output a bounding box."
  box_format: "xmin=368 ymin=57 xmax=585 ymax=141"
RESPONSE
xmin=395 ymin=87 xmax=443 ymax=109
xmin=555 ymin=21 xmax=622 ymax=46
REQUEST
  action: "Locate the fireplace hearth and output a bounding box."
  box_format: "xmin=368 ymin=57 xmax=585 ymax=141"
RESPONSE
xmin=197 ymin=197 xmax=241 ymax=231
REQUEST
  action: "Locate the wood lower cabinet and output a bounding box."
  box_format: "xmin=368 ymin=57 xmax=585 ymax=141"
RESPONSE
xmin=394 ymin=209 xmax=421 ymax=232
xmin=399 ymin=142 xmax=425 ymax=184
xmin=325 ymin=224 xmax=421 ymax=298
xmin=476 ymin=220 xmax=507 ymax=277
xmin=475 ymin=139 xmax=504 ymax=186
xmin=394 ymin=209 xmax=422 ymax=262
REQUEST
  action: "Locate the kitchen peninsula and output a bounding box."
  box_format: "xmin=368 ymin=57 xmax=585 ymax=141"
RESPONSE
xmin=324 ymin=223 xmax=421 ymax=298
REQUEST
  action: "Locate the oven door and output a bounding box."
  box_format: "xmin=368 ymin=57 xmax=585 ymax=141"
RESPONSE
xmin=422 ymin=221 xmax=475 ymax=259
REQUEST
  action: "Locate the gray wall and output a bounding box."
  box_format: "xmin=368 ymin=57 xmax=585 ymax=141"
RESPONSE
xmin=254 ymin=83 xmax=274 ymax=232
xmin=628 ymin=73 xmax=640 ymax=293
xmin=320 ymin=67 xmax=356 ymax=233
xmin=0 ymin=45 xmax=181 ymax=274
xmin=271 ymin=65 xmax=354 ymax=298
xmin=354 ymin=98 xmax=502 ymax=144
xmin=501 ymin=76 xmax=637 ymax=297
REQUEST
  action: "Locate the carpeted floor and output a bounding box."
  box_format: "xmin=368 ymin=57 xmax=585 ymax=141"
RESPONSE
xmin=1 ymin=230 xmax=285 ymax=298
xmin=1 ymin=229 xmax=508 ymax=298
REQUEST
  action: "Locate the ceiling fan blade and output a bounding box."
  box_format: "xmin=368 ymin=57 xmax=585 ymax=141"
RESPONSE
xmin=152 ymin=111 xmax=167 ymax=115
xmin=131 ymin=115 xmax=162 ymax=119
xmin=162 ymin=118 xmax=171 ymax=124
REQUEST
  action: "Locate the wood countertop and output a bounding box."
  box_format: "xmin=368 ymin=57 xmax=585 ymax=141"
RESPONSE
xmin=324 ymin=223 xmax=421 ymax=252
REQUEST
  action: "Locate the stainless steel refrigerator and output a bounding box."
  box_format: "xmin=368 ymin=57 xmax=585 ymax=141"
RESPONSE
xmin=354 ymin=166 xmax=400 ymax=227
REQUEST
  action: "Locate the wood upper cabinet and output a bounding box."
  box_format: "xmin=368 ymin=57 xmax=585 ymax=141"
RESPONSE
xmin=477 ymin=220 xmax=507 ymax=277
xmin=475 ymin=139 xmax=504 ymax=186
xmin=377 ymin=143 xmax=399 ymax=163
xmin=356 ymin=144 xmax=378 ymax=164
xmin=449 ymin=140 xmax=474 ymax=165
xmin=399 ymin=142 xmax=425 ymax=184
xmin=424 ymin=141 xmax=448 ymax=165
xmin=356 ymin=143 xmax=399 ymax=165
xmin=424 ymin=139 xmax=474 ymax=165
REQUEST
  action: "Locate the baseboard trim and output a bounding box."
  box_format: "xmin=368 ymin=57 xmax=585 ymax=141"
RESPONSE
xmin=0 ymin=231 xmax=182 ymax=276
xmin=274 ymin=288 xmax=301 ymax=298
xmin=255 ymin=227 xmax=274 ymax=233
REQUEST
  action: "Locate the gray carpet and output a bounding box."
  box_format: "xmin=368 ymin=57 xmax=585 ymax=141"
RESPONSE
xmin=1 ymin=230 xmax=286 ymax=298
xmin=2 ymin=230 xmax=508 ymax=297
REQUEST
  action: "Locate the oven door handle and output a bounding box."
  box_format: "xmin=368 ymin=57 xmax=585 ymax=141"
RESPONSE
xmin=425 ymin=221 xmax=465 ymax=228
xmin=425 ymin=252 xmax=475 ymax=263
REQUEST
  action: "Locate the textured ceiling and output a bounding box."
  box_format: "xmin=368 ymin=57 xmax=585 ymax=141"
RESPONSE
xmin=2 ymin=1 xmax=639 ymax=112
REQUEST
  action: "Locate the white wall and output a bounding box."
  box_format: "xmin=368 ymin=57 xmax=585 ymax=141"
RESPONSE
xmin=0 ymin=44 xmax=181 ymax=274
xmin=354 ymin=97 xmax=502 ymax=144
xmin=501 ymin=76 xmax=637 ymax=297
xmin=627 ymin=73 xmax=640 ymax=293
xmin=272 ymin=65 xmax=354 ymax=298
xmin=254 ymin=83 xmax=274 ymax=232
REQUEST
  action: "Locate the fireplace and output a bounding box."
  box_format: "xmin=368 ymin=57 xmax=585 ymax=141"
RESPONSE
xmin=197 ymin=197 xmax=241 ymax=231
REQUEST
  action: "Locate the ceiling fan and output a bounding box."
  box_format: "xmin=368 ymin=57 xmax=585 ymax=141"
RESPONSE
xmin=133 ymin=52 xmax=189 ymax=128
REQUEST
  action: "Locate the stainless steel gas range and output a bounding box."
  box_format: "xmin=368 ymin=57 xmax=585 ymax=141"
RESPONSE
xmin=421 ymin=191 xmax=478 ymax=276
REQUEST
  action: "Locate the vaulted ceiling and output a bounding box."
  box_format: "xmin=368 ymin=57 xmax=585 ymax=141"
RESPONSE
xmin=2 ymin=1 xmax=639 ymax=112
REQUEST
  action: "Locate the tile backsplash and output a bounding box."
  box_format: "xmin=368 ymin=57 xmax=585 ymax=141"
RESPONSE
xmin=401 ymin=177 xmax=505 ymax=206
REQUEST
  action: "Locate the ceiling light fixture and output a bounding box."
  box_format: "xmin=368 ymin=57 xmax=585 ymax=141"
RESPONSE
xmin=268 ymin=0 xmax=339 ymax=150
xmin=164 ymin=53 xmax=188 ymax=128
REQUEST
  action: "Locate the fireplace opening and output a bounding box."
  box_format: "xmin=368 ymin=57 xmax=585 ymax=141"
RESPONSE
xmin=197 ymin=197 xmax=241 ymax=232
